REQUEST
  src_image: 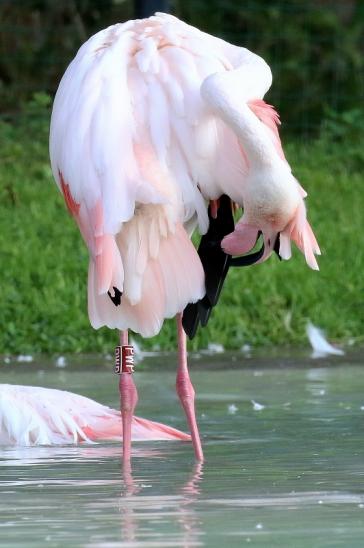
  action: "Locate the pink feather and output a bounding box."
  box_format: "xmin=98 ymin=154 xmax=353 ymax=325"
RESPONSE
xmin=0 ymin=384 xmax=190 ymax=446
xmin=248 ymin=99 xmax=286 ymax=161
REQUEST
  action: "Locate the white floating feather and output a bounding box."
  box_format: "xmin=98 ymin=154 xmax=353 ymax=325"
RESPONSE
xmin=306 ymin=322 xmax=344 ymax=358
xmin=251 ymin=400 xmax=265 ymax=411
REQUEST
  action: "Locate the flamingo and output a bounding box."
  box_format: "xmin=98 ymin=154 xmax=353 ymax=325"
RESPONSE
xmin=49 ymin=13 xmax=320 ymax=465
xmin=0 ymin=384 xmax=189 ymax=446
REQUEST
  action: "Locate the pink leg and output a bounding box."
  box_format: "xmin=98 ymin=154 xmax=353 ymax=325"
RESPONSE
xmin=176 ymin=314 xmax=204 ymax=461
xmin=119 ymin=330 xmax=138 ymax=469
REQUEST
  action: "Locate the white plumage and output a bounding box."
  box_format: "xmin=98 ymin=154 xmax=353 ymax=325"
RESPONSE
xmin=306 ymin=323 xmax=344 ymax=359
xmin=0 ymin=384 xmax=189 ymax=446
xmin=50 ymin=13 xmax=319 ymax=338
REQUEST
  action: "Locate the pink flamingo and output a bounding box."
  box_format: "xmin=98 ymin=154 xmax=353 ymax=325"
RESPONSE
xmin=49 ymin=13 xmax=319 ymax=465
xmin=0 ymin=384 xmax=189 ymax=446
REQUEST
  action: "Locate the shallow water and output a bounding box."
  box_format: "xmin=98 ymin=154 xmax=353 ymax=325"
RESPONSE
xmin=1 ymin=353 xmax=364 ymax=547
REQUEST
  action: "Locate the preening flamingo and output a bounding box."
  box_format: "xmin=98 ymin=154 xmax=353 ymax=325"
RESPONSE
xmin=0 ymin=384 xmax=189 ymax=446
xmin=49 ymin=13 xmax=320 ymax=465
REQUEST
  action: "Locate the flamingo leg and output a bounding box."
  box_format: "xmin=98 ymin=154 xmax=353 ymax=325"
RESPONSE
xmin=176 ymin=314 xmax=204 ymax=461
xmin=119 ymin=330 xmax=138 ymax=469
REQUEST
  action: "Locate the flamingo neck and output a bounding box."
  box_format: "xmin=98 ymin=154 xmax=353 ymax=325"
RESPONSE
xmin=201 ymin=74 xmax=278 ymax=168
xmin=225 ymin=102 xmax=278 ymax=167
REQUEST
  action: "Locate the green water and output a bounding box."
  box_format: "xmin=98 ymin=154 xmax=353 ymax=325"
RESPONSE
xmin=1 ymin=353 xmax=364 ymax=547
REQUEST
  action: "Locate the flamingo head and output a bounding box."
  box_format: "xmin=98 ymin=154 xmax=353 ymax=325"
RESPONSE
xmin=222 ymin=200 xmax=320 ymax=271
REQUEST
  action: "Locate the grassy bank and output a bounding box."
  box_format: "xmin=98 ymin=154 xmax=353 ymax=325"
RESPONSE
xmin=1 ymin=97 xmax=363 ymax=354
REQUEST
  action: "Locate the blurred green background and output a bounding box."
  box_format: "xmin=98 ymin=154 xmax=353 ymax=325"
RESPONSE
xmin=0 ymin=1 xmax=363 ymax=354
xmin=1 ymin=1 xmax=364 ymax=130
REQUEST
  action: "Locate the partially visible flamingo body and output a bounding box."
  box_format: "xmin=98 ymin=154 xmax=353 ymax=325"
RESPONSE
xmin=0 ymin=385 xmax=189 ymax=446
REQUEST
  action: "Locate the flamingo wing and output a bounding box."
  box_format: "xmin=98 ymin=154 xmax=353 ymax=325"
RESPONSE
xmin=49 ymin=17 xmax=209 ymax=336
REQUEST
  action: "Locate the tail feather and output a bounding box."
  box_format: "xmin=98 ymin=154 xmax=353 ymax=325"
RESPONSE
xmin=158 ymin=223 xmax=205 ymax=317
xmin=95 ymin=234 xmax=124 ymax=295
xmin=89 ymin=219 xmax=205 ymax=337
xmin=89 ymin=257 xmax=168 ymax=336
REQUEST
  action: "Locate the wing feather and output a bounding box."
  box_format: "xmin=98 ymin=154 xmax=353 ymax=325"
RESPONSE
xmin=147 ymin=75 xmax=171 ymax=166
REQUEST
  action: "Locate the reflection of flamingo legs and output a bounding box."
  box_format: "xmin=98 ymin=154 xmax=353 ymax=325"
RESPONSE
xmin=176 ymin=315 xmax=204 ymax=461
xmin=120 ymin=467 xmax=140 ymax=543
xmin=120 ymin=461 xmax=204 ymax=546
xmin=119 ymin=330 xmax=138 ymax=469
xmin=182 ymin=461 xmax=204 ymax=496
xmin=178 ymin=461 xmax=205 ymax=546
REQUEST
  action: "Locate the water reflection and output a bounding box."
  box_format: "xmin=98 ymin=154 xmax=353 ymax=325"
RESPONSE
xmin=120 ymin=468 xmax=140 ymax=545
xmin=177 ymin=463 xmax=204 ymax=547
xmin=0 ymin=444 xmax=166 ymax=468
xmin=119 ymin=461 xmax=204 ymax=546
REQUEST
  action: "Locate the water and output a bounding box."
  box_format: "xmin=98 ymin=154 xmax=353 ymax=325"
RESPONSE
xmin=1 ymin=352 xmax=364 ymax=547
